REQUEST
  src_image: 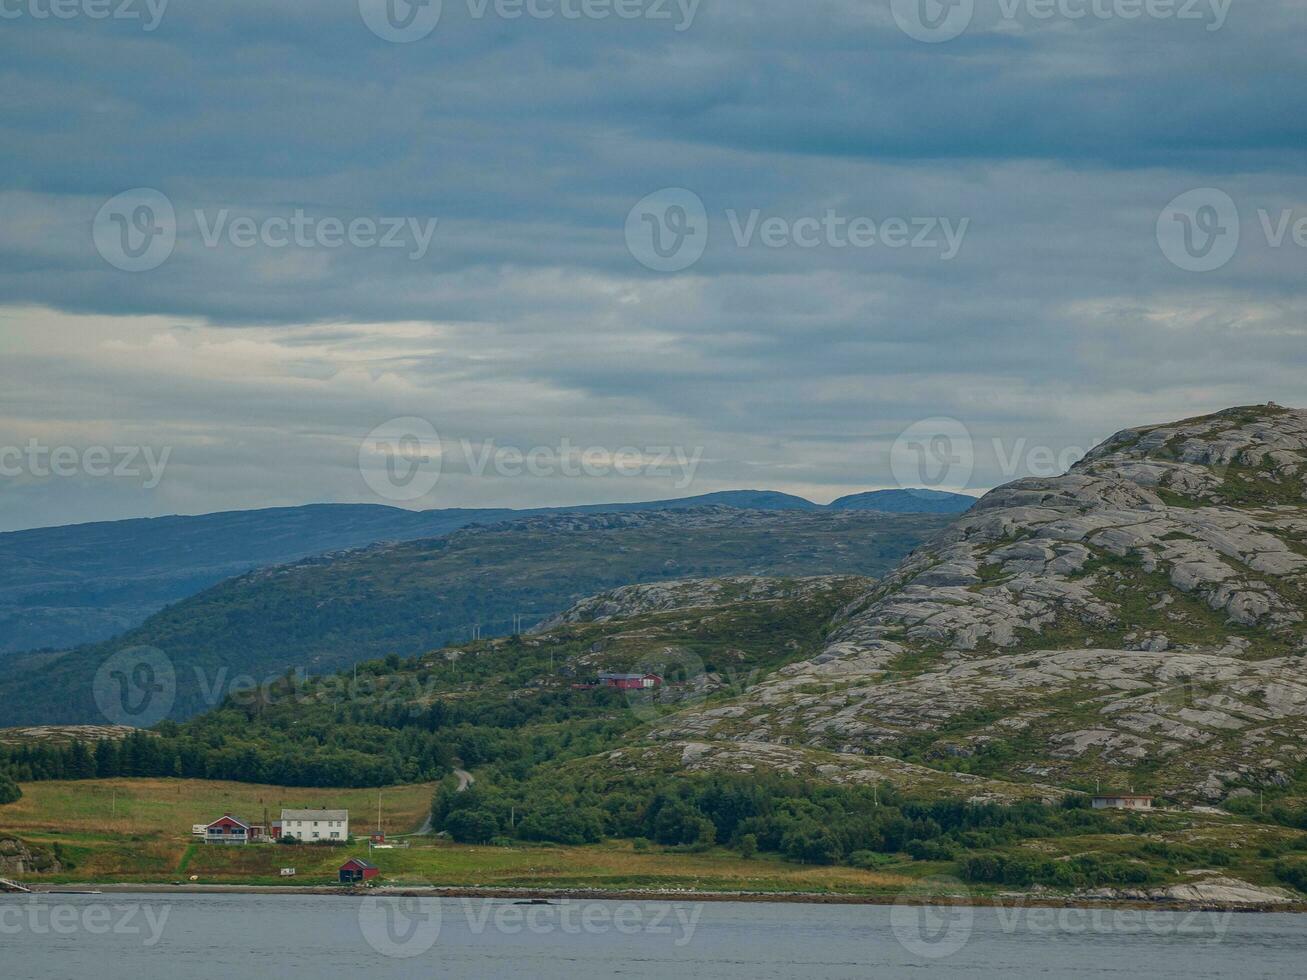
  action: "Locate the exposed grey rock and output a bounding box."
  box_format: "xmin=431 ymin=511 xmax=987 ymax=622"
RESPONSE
xmin=649 ymin=406 xmax=1307 ymax=800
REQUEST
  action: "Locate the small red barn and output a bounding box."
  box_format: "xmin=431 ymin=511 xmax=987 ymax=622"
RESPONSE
xmin=339 ymin=858 xmax=380 ymax=884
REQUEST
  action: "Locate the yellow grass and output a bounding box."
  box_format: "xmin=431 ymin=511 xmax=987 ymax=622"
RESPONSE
xmin=3 ymin=777 xmax=434 ymax=839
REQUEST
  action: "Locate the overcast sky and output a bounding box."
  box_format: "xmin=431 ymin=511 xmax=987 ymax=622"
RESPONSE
xmin=2 ymin=0 xmax=1305 ymax=532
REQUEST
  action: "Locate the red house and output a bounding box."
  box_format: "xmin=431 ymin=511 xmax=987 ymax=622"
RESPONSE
xmin=339 ymin=858 xmax=380 ymax=884
xmin=204 ymin=814 xmax=253 ymax=845
xmin=597 ymin=672 xmax=662 ymax=691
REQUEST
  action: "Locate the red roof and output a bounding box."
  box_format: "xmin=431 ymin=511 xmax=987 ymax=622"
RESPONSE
xmin=340 ymin=858 xmax=378 ymax=871
xmin=206 ymin=814 xmax=252 ymax=830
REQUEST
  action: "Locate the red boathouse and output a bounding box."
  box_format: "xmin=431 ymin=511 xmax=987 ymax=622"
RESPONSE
xmin=339 ymin=858 xmax=380 ymax=884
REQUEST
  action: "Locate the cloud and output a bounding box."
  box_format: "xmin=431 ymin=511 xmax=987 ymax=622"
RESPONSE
xmin=0 ymin=0 xmax=1305 ymax=530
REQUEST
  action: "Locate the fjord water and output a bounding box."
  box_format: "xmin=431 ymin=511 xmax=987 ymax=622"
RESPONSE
xmin=3 ymin=893 xmax=1304 ymax=978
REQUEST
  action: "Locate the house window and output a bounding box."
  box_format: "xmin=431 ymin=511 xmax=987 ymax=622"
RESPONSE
xmin=331 ymin=832 xmax=340 ymax=839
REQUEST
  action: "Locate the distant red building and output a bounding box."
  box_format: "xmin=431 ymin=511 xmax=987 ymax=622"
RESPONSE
xmin=339 ymin=858 xmax=380 ymax=884
xmin=597 ymin=672 xmax=662 ymax=691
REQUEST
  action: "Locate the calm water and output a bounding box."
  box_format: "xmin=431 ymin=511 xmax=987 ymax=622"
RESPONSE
xmin=2 ymin=893 xmax=1305 ymax=978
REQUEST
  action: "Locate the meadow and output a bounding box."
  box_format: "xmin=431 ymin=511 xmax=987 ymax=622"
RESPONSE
xmin=2 ymin=777 xmax=917 ymax=893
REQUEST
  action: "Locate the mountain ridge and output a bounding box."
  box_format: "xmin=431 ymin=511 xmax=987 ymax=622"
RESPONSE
xmin=0 ymin=489 xmax=974 ymax=657
xmin=0 ymin=506 xmax=954 ymax=725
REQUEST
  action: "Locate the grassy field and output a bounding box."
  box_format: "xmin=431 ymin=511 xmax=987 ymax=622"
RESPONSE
xmin=1 ymin=778 xmax=435 ymax=883
xmin=2 ymin=778 xmax=434 ymax=838
xmin=6 ymin=778 xmax=1306 ymax=898
xmin=1 ymin=777 xmax=919 ymax=894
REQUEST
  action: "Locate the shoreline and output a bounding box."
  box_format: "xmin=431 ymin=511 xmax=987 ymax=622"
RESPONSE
xmin=10 ymin=882 xmax=1305 ymax=913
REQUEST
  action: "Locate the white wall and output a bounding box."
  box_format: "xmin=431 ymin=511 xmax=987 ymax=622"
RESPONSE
xmin=282 ymin=817 xmax=349 ymax=841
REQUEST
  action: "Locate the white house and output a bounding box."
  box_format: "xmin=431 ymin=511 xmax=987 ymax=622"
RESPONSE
xmin=1091 ymin=794 xmax=1153 ymax=810
xmin=276 ymin=809 xmax=349 ymax=842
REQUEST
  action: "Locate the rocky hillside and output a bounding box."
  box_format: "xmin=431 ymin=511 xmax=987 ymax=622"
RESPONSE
xmin=649 ymin=405 xmax=1307 ymax=803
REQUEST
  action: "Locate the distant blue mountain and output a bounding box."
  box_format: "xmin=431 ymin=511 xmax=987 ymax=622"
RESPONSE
xmin=0 ymin=488 xmax=964 ymax=655
xmin=597 ymin=490 xmax=820 ymax=512
xmin=828 ymin=489 xmax=977 ymax=514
